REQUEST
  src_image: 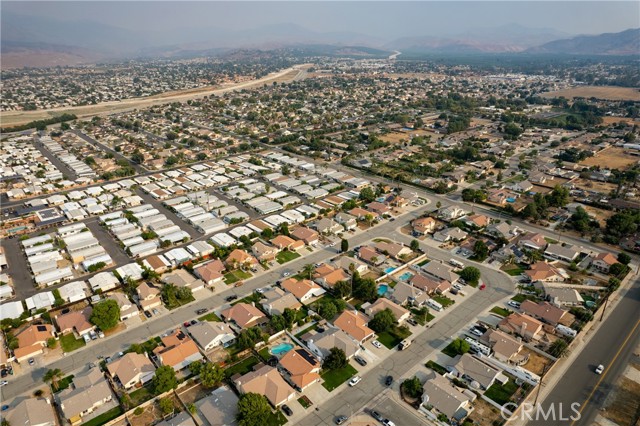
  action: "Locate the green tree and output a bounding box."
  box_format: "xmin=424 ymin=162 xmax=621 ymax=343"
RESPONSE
xmin=617 ymin=252 xmax=631 ymax=265
xmin=131 ymin=152 xmax=145 ymax=164
xmin=410 ymin=239 xmax=420 ymax=252
xmin=90 ymin=299 xmax=120 ymax=330
xmin=43 ymin=368 xmax=63 ymax=391
xmin=401 ymin=376 xmax=423 ymax=398
xmin=459 ymin=266 xmax=481 ymax=286
xmin=283 ymin=308 xmax=297 ymax=329
xmin=323 ymin=347 xmax=347 ymax=370
xmin=341 ymin=238 xmax=349 ymax=253
xmin=269 ymin=314 xmax=287 ymax=332
xmin=237 ymin=393 xmax=272 ymax=426
xmin=333 ymin=280 xmax=352 ymax=299
xmin=549 ymin=339 xmax=568 ymax=357
xmin=449 ymin=338 xmax=470 ymax=356
xmin=609 ymin=263 xmax=628 ymax=277
xmin=473 ymin=240 xmax=489 ymax=261
xmin=279 ymin=223 xmax=290 ymax=236
xmin=159 ymin=397 xmax=175 ymax=415
xmin=152 ymin=365 xmax=178 ymax=394
xmin=189 ymin=360 xmax=203 ymax=376
xmin=47 ymin=337 xmax=57 ymax=348
xmin=353 ymin=276 xmax=377 ymax=302
xmin=199 ymin=362 xmax=225 ymax=388
xmin=368 ymin=308 xmax=396 ymax=333
xmin=359 ymin=187 xmax=376 ymax=203
xmin=316 ymin=300 xmax=337 ymax=320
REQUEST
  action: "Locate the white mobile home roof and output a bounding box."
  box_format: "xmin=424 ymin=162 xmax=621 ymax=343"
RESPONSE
xmin=121 ymin=236 xmax=146 ymax=248
xmin=100 ymin=212 xmax=123 ymax=223
xmin=35 ymin=267 xmax=73 ymax=286
xmin=27 ymin=251 xmax=63 ymax=264
xmin=161 ymin=231 xmax=190 ymax=244
xmin=0 ymin=301 xmax=24 ymax=320
xmin=30 ymin=260 xmax=59 ymax=276
xmin=133 ymin=208 xmax=161 ymax=219
xmin=253 ymin=202 xmax=282 ymax=215
xmin=197 ymin=219 xmax=227 ymax=235
xmin=138 ymin=214 xmax=168 ymax=228
xmin=186 ymin=241 xmax=215 ymax=256
xmin=88 ymin=272 xmax=119 ymax=291
xmin=188 ymin=213 xmax=215 ymax=224
xmin=228 ymin=226 xmax=253 ymax=239
xmin=128 ymin=241 xmax=159 ymax=258
xmin=57 ymin=222 xmax=87 ymax=236
xmin=21 ymin=235 xmax=53 ymax=248
xmin=263 ymin=215 xmax=288 ymax=227
xmin=58 ymin=281 xmax=89 ymax=303
xmin=127 ymin=204 xmax=155 ymax=214
xmin=25 ymin=243 xmax=56 ymax=257
xmin=210 ymin=233 xmax=236 ymax=247
xmin=155 ymin=225 xmax=182 ymax=238
xmin=115 ymin=263 xmax=145 ymax=281
xmin=280 ymin=210 xmax=305 ymax=223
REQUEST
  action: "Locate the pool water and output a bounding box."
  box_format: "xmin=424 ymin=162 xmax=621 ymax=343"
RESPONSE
xmin=377 ymin=284 xmax=389 ymax=296
xmin=384 ymin=267 xmax=396 ymax=274
xmin=399 ymin=272 xmax=414 ymax=281
xmin=270 ymin=342 xmax=294 ymax=356
xmin=506 ymin=197 xmax=516 ymax=203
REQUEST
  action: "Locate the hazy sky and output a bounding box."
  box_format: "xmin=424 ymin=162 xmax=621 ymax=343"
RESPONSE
xmin=4 ymin=1 xmax=639 ymax=38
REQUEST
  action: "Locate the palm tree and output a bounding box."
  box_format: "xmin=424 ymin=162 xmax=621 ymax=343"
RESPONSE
xmin=302 ymin=264 xmax=315 ymax=280
xmin=43 ymin=368 xmax=63 ymax=391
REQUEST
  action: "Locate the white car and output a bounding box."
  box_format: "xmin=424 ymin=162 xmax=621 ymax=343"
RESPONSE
xmin=595 ymin=364 xmax=604 ymax=374
xmin=0 ymin=380 xmax=7 ymax=387
xmin=372 ymin=340 xmax=382 ymax=349
xmin=282 ymin=272 xmax=290 ymax=277
xmin=348 ymin=376 xmax=362 ymax=387
xmin=507 ymin=301 xmax=521 ymax=309
xmin=470 ymin=328 xmax=484 ymax=337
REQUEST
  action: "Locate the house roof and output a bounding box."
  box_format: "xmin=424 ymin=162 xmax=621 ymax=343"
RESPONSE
xmin=55 ymin=307 xmax=93 ymax=334
xmin=421 ymin=261 xmax=460 ymax=283
xmin=279 ymin=348 xmax=321 ymax=389
xmin=107 ymin=352 xmax=156 ymax=386
xmin=319 ymin=268 xmax=350 ymax=287
xmin=410 ymin=274 xmax=451 ymax=294
xmin=57 ymin=368 xmax=113 ymax=419
xmin=545 ymin=243 xmax=579 ymax=260
xmin=525 ymin=262 xmax=563 ymax=281
xmin=155 ymin=337 xmax=202 ymax=369
xmin=155 ymin=411 xmax=197 ymax=426
xmin=358 ymin=246 xmax=384 ymax=264
xmin=594 ymin=252 xmax=618 ymax=266
xmin=519 ymin=232 xmax=547 ymax=248
xmin=194 ymin=260 xmax=226 ymax=282
xmin=188 ymin=321 xmax=235 ymax=349
xmin=235 ymin=364 xmax=296 ymax=407
xmin=281 ymin=278 xmax=324 ymax=300
xmin=253 ymin=241 xmax=278 ymax=257
xmin=422 ymin=374 xmax=470 ymax=419
xmin=453 ymin=353 xmax=500 ymax=389
xmin=499 ymin=313 xmax=543 ymax=336
xmin=291 ymin=227 xmax=318 ymax=242
xmin=307 ymin=328 xmax=359 ymax=359
xmin=17 ymin=324 xmax=53 ymax=347
xmin=486 ymin=329 xmax=523 ymax=360
xmin=6 ymin=398 xmax=55 ymax=426
xmin=271 ymin=235 xmax=296 ymax=248
xmin=221 ymin=303 xmax=266 ymax=328
xmin=226 ymin=249 xmax=257 ymax=265
xmin=334 ymin=310 xmax=375 ymax=342
xmin=137 ymin=281 xmax=160 ymax=300
xmin=366 ymin=298 xmax=409 ymax=321
xmin=520 ymin=300 xmax=569 ymax=325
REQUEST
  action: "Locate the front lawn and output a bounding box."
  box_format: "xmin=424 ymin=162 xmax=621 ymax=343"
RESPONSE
xmin=81 ymin=407 xmax=123 ymax=426
xmin=276 ymin=251 xmax=301 ymax=264
xmin=511 ymin=294 xmax=539 ymax=303
xmin=501 ymin=264 xmax=526 ymax=276
xmin=224 ymin=355 xmax=259 ymax=379
xmin=376 ymin=331 xmax=402 ymax=349
xmin=485 ymin=379 xmax=520 ymax=405
xmin=54 ymin=375 xmax=75 ymax=393
xmin=298 ymin=396 xmax=313 ymax=409
xmin=432 ymin=295 xmax=454 ymax=308
xmin=266 ymin=411 xmax=288 ymax=426
xmin=224 ymin=270 xmax=252 ymax=285
xmin=425 ymin=361 xmax=447 ymax=375
xmin=321 ymin=363 xmax=358 ymax=391
xmin=60 ymin=333 xmax=86 ymax=353
xmin=490 ymin=306 xmax=512 ymax=317
xmin=199 ymin=312 xmax=222 ymax=322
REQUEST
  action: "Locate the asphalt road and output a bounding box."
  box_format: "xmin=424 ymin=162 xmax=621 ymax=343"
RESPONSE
xmin=528 ymin=275 xmax=640 ymax=426
xmin=34 ymin=139 xmax=78 ymax=180
xmin=71 ymin=130 xmax=147 ymax=174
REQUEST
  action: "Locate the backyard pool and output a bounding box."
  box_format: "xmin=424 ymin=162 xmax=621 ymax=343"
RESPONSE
xmin=507 ymin=197 xmax=516 ymax=203
xmin=270 ymin=342 xmax=294 ymax=356
xmin=377 ymin=284 xmax=389 ymax=296
xmin=384 ymin=267 xmax=396 ymax=274
xmin=399 ymin=272 xmax=414 ymax=281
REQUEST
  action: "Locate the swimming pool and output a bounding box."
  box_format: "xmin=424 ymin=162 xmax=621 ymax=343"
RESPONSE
xmin=270 ymin=342 xmax=294 ymax=356
xmin=377 ymin=284 xmax=389 ymax=296
xmin=507 ymin=197 xmax=516 ymax=203
xmin=399 ymin=272 xmax=414 ymax=281
xmin=384 ymin=267 xmax=396 ymax=274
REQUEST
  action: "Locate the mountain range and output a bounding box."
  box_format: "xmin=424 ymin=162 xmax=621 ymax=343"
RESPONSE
xmin=1 ymin=12 xmax=638 ymax=68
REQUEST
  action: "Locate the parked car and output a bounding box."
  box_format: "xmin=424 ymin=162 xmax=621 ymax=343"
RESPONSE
xmin=282 ymin=271 xmax=290 ymax=277
xmin=385 ymin=376 xmax=393 ymax=386
xmin=282 ymin=405 xmax=293 ymax=416
xmin=190 ymin=320 xmax=198 ymax=325
xmin=470 ymin=328 xmax=484 ymax=337
xmin=354 ymin=356 xmax=367 ymax=367
xmin=234 ymin=281 xmax=244 ymax=287
xmin=0 ymin=380 xmax=7 ymax=386
xmin=383 ymin=419 xmax=396 ymax=426
xmin=196 ymin=308 xmax=208 ymax=315
xmin=184 ymin=322 xmax=191 ymax=327
xmin=479 ymin=283 xmax=486 ymax=290
xmin=335 ymin=415 xmax=348 ymax=425
xmin=1 ymin=405 xmax=9 ymax=411
xmin=144 ymin=311 xmax=152 ymax=318
xmin=348 ymin=376 xmax=361 ymax=387
xmin=225 ymin=295 xmax=238 ymax=302
xmin=370 ymin=410 xmax=384 ymax=422
xmin=152 ymin=308 xmax=159 ymax=315
xmin=595 ymin=364 xmax=604 ymax=374
xmin=407 ymin=318 xmax=418 ymax=326
xmin=28 ymin=358 xmax=35 ymax=366
xmin=83 ymin=334 xmax=91 ymax=343
xmin=507 ymin=301 xmax=521 ymax=309
xmin=372 ymin=340 xmax=382 ymax=349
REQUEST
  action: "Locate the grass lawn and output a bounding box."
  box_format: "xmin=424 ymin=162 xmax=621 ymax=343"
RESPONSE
xmin=199 ymin=312 xmax=222 ymax=322
xmin=297 ymin=396 xmax=313 ymax=409
xmin=321 ymin=363 xmax=358 ymax=391
xmin=295 ymin=323 xmax=318 ymax=338
xmin=81 ymin=407 xmax=123 ymax=426
xmin=432 ymin=295 xmax=454 ymax=308
xmin=544 ymin=237 xmax=558 ymax=244
xmin=60 ymin=333 xmax=86 ymax=353
xmin=258 ymin=347 xmax=271 ymax=362
xmin=224 ymin=270 xmax=252 ymax=285
xmin=501 ymin=264 xmax=526 ymax=276
xmin=266 ymin=411 xmax=288 ymax=426
xmin=129 ymin=385 xmax=153 ymax=405
xmin=490 ymin=306 xmax=512 ymax=317
xmin=224 ymin=356 xmax=259 ymax=379
xmin=425 ymin=361 xmax=447 ymax=375
xmin=376 ymin=331 xmax=402 ymax=349
xmin=442 ymin=340 xmax=468 ymax=358
xmin=276 ymin=251 xmax=301 ymax=264
xmin=511 ymin=294 xmax=539 ymax=303
xmin=485 ymin=379 xmax=520 ymax=405
xmin=418 ymin=259 xmax=430 ymax=267
xmin=54 ymin=375 xmax=74 ymax=393
xmin=165 ymin=294 xmax=195 ymax=310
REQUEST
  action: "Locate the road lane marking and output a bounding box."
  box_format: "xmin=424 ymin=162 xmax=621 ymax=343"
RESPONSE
xmin=570 ymin=315 xmax=640 ymax=426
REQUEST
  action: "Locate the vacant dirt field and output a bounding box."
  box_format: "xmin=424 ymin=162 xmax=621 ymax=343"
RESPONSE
xmin=467 ymin=397 xmax=505 ymax=426
xmin=572 ymin=178 xmax=619 ymax=195
xmin=520 ymin=348 xmax=553 ymax=376
xmin=600 ymin=357 xmax=640 ymax=426
xmin=379 ymin=129 xmax=433 ymax=144
xmin=601 ymin=116 xmax=640 ymax=126
xmin=541 ymin=86 xmax=640 ymax=101
xmin=580 ymin=147 xmax=639 ymax=170
xmin=583 ymin=205 xmax=615 ymax=227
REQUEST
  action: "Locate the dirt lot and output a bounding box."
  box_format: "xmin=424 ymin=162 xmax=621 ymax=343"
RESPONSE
xmin=379 ymin=129 xmax=434 ymax=144
xmin=520 ymin=348 xmax=553 ymax=376
xmin=467 ymin=397 xmax=505 ymax=426
xmin=177 ymin=383 xmax=210 ymax=405
xmin=580 ymin=147 xmax=640 ymax=171
xmin=601 ymin=116 xmax=640 ymax=126
xmin=572 ymin=178 xmax=619 ymax=194
xmin=541 ymin=86 xmax=640 ymax=101
xmin=582 ymin=205 xmax=615 ymax=227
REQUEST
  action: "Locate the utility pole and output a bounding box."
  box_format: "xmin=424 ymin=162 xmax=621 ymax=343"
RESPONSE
xmin=534 ymin=361 xmax=551 ymax=406
xmin=599 ymin=291 xmax=611 ymax=322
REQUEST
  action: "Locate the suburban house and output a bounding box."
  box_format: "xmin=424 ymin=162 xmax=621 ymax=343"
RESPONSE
xmin=55 ymin=307 xmax=94 ymax=337
xmin=487 ymin=188 xmax=514 ymax=206
xmin=153 ymin=330 xmax=204 ymax=371
xmin=108 ymin=292 xmax=139 ymax=321
xmin=188 ymin=321 xmax=236 ymax=351
xmin=333 ymin=310 xmax=375 ymax=344
xmin=498 ymin=313 xmax=544 ymax=342
xmin=389 ymin=282 xmax=430 ymax=307
xmin=162 ymin=269 xmax=205 ymax=293
xmin=5 ymin=398 xmax=56 ymax=426
xmin=449 ymin=354 xmax=506 ymax=391
xmin=485 ymin=329 xmax=526 ymax=364
xmin=252 ymin=241 xmax=279 ymax=262
xmin=433 ymin=227 xmax=468 ymax=243
xmin=334 ymin=256 xmax=369 ymax=275
xmin=535 ymin=283 xmax=585 ymax=307
xmin=544 ymin=243 xmax=580 ymax=263
xmin=14 ymin=324 xmax=55 ymax=363
xmin=220 ymin=303 xmax=267 ymax=329
xmin=280 ymin=278 xmax=326 ymax=303
xmin=357 ymin=246 xmax=386 ymax=266
xmin=271 ymin=235 xmax=304 ymax=251
xmin=136 ymin=282 xmax=162 ymax=311
xmin=261 ymin=288 xmax=302 ymax=316
xmin=412 ymin=217 xmax=437 ymax=236
xmin=374 ymin=241 xmax=412 ymax=259
xmin=486 ymin=222 xmax=521 ymax=240
xmin=525 ymin=262 xmax=566 ymax=282
xmin=591 ymin=252 xmax=619 ymax=273
xmin=509 ymin=180 xmax=533 ymax=193
xmin=197 ymin=386 xmax=239 ymax=426
xmin=421 ymin=373 xmax=473 ymax=421
xmin=410 ymin=273 xmax=451 ymax=295
xmin=302 ymin=327 xmax=360 ymax=361
xmin=335 ymin=212 xmax=357 ymax=230
xmin=421 ymin=261 xmax=460 ymax=285
xmin=234 ymin=364 xmax=296 ymax=407
xmin=278 ymin=348 xmax=322 ymax=391
xmin=520 ymin=300 xmax=574 ymax=326
xmin=142 ymin=254 xmax=171 ymax=274
xmin=462 ymin=214 xmax=490 ymax=229
xmin=290 ymin=227 xmax=320 ymax=246
xmin=439 ymin=205 xmax=466 ymax=221
xmin=156 ymin=412 xmax=196 ymax=426
xmin=56 ymin=368 xmax=114 ymax=425
xmin=194 ymin=260 xmax=226 ymax=286
xmin=313 ymin=218 xmax=342 ymax=235
xmin=518 ymin=233 xmax=548 ymax=251
xmin=107 ymin=352 xmax=156 ymax=389
xmin=225 ymin=249 xmax=258 ymax=270
xmin=313 ymin=265 xmax=351 ymax=289
xmin=365 ymin=298 xmax=410 ymax=323
xmin=366 ymin=201 xmax=390 ymax=216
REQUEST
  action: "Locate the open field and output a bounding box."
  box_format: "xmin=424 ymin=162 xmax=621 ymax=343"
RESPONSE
xmin=572 ymin=177 xmax=620 ymax=194
xmin=1 ymin=66 xmax=307 ymax=128
xmin=379 ymin=128 xmax=434 ymax=143
xmin=541 ymin=86 xmax=640 ymax=101
xmin=580 ymin=146 xmax=639 ymax=170
xmin=601 ymin=116 xmax=640 ymax=126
